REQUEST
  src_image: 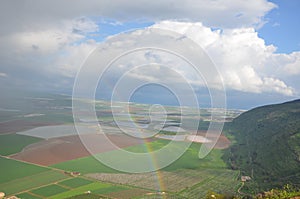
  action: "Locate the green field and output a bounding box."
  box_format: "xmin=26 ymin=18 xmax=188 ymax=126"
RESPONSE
xmin=92 ymin=185 xmax=128 ymax=195
xmin=17 ymin=192 xmax=42 ymax=199
xmin=65 ymin=194 xmax=100 ymax=199
xmin=0 ymin=156 xmax=48 ymax=183
xmin=0 ymin=170 xmax=68 ymax=195
xmin=59 ymin=178 xmax=93 ymax=188
xmin=180 ymin=169 xmax=240 ymax=198
xmin=31 ymin=184 xmax=69 ymax=197
xmin=0 ymin=157 xmax=68 ymax=195
xmin=0 ymin=134 xmax=42 ymax=155
xmin=52 ymin=140 xmax=227 ymax=174
xmin=52 ymin=156 xmax=118 ymax=174
xmin=51 ymin=139 xmax=238 ymax=198
xmin=0 ymin=134 xmax=241 ymax=198
xmin=49 ymin=182 xmax=128 ymax=199
xmin=13 ymin=177 xmax=133 ymax=199
xmin=163 ymin=142 xmax=227 ymax=171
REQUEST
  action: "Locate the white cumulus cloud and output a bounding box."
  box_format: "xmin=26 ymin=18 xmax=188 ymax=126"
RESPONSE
xmin=153 ymin=21 xmax=298 ymax=96
xmin=1 ymin=0 xmax=299 ymax=100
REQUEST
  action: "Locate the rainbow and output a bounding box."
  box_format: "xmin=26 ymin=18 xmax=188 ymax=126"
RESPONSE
xmin=144 ymin=139 xmax=167 ymax=196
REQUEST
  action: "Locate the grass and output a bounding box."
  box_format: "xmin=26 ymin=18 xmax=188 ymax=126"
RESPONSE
xmin=49 ymin=182 xmax=126 ymax=199
xmin=0 ymin=154 xmax=69 ymax=195
xmin=59 ymin=178 xmax=93 ymax=188
xmin=17 ymin=192 xmax=43 ymax=199
xmin=163 ymin=142 xmax=227 ymax=171
xmin=13 ymin=178 xmax=129 ymax=199
xmin=0 ymin=156 xmax=48 ymax=184
xmin=0 ymin=169 xmax=68 ymax=195
xmin=52 ymin=156 xmax=118 ymax=174
xmin=31 ymin=184 xmax=69 ymax=197
xmin=0 ymin=134 xmax=42 ymax=155
xmin=65 ymin=194 xmax=101 ymax=199
xmin=125 ymin=140 xmax=228 ymax=171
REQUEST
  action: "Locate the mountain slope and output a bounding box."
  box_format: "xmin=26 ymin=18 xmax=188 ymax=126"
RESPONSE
xmin=226 ymin=99 xmax=300 ymax=192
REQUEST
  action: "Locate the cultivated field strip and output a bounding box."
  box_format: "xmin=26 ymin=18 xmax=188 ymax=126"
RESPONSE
xmin=106 ymin=188 xmax=150 ymax=199
xmin=85 ymin=169 xmax=237 ymax=193
xmin=0 ymin=170 xmax=69 ymax=195
xmin=180 ymin=170 xmax=241 ymax=198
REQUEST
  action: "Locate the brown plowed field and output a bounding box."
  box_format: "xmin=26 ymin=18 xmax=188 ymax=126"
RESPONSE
xmin=10 ymin=134 xmax=152 ymax=166
xmin=10 ymin=129 xmax=229 ymax=166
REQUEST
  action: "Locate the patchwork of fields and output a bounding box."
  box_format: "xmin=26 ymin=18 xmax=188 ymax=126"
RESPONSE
xmin=86 ymin=169 xmax=240 ymax=194
xmin=0 ymin=157 xmax=68 ymax=195
xmin=14 ymin=177 xmax=146 ymax=199
xmin=0 ymin=97 xmax=243 ymax=198
xmin=0 ymin=133 xmax=241 ymax=198
xmin=0 ymin=155 xmax=148 ymax=198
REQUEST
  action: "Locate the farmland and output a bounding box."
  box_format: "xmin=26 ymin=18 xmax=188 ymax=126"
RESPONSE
xmin=58 ymin=178 xmax=94 ymax=188
xmin=0 ymin=133 xmax=42 ymax=155
xmin=11 ymin=175 xmax=144 ymax=199
xmin=31 ymin=184 xmax=69 ymax=197
xmin=0 ymin=94 xmax=244 ymax=198
xmin=52 ymin=155 xmax=118 ymax=174
xmin=51 ymin=139 xmax=240 ymax=198
xmin=180 ymin=169 xmax=240 ymax=198
xmin=12 ymin=133 xmax=148 ymax=166
xmin=0 ymin=152 xmax=69 ymax=196
xmin=0 ymin=156 xmax=49 ymax=183
xmin=0 ymin=168 xmax=68 ymax=195
xmin=17 ymin=192 xmax=42 ymax=199
xmin=52 ymin=140 xmax=227 ymax=174
xmin=0 ymin=124 xmax=240 ymax=198
xmin=86 ymin=169 xmax=239 ymax=193
xmin=49 ymin=182 xmax=130 ymax=199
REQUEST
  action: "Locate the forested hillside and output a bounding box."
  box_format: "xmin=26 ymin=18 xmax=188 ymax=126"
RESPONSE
xmin=226 ymin=99 xmax=300 ymax=192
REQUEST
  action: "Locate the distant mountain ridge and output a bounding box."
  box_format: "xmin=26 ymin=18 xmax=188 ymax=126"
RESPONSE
xmin=226 ymin=99 xmax=300 ymax=192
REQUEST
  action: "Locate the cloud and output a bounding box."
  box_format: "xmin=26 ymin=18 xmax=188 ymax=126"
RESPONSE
xmin=1 ymin=18 xmax=298 ymax=97
xmin=262 ymin=77 xmax=294 ymax=96
xmin=0 ymin=0 xmax=276 ymax=36
xmin=281 ymin=52 xmax=300 ymax=75
xmin=0 ymin=17 xmax=97 ymax=54
xmin=153 ymin=21 xmax=298 ymax=96
xmin=1 ymin=0 xmax=299 ymax=101
xmin=0 ymin=17 xmax=99 ymax=90
xmin=71 ymin=17 xmax=99 ymax=34
xmin=272 ymin=22 xmax=280 ymax=27
xmin=54 ymin=40 xmax=98 ymax=78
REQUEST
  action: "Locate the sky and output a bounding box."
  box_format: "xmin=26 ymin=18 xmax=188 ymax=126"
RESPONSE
xmin=0 ymin=0 xmax=299 ymax=109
